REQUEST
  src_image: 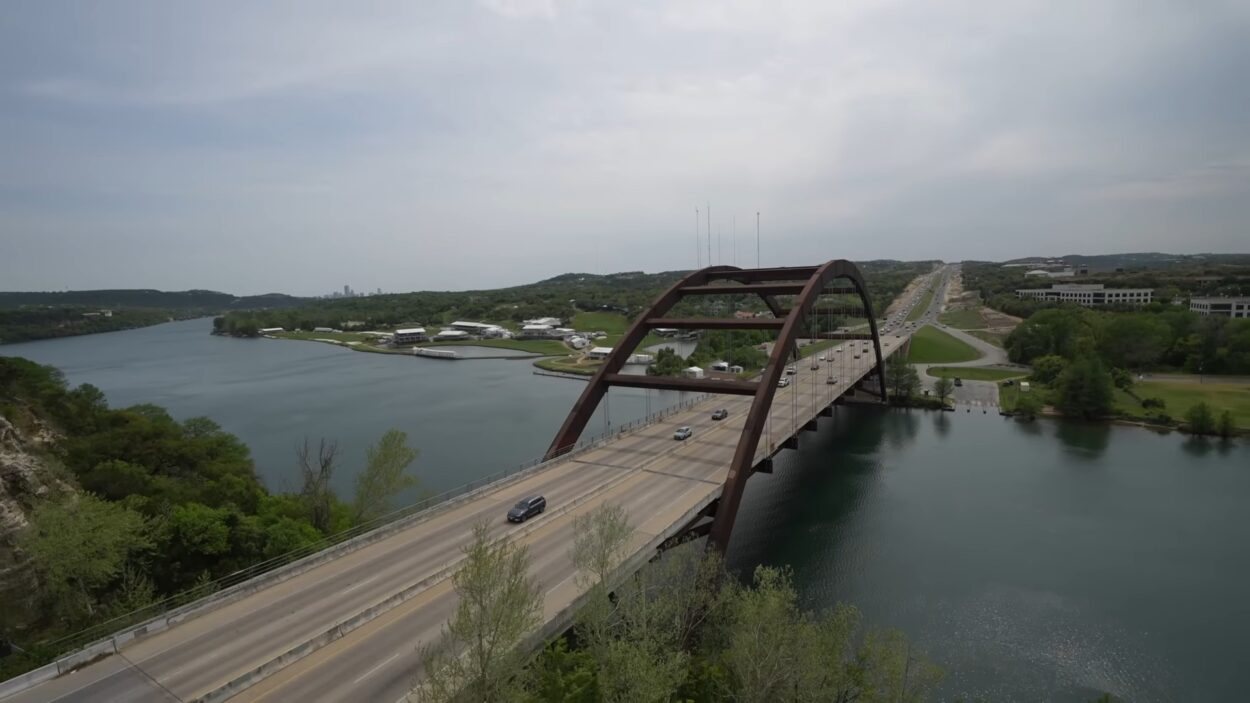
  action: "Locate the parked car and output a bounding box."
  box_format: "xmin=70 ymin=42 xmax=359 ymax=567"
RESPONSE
xmin=507 ymin=495 xmax=546 ymax=523
xmin=778 ymin=377 xmax=791 ymax=388
xmin=711 ymin=409 xmax=728 ymax=421
xmin=674 ymin=426 xmax=693 ymax=440
xmin=1003 ymin=379 xmax=1015 ymax=386
xmin=954 ymin=377 xmax=963 ymax=387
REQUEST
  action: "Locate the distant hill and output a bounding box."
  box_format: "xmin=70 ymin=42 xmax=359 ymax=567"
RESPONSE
xmin=997 ymin=252 xmax=1250 ymax=271
xmin=0 ymin=289 xmax=311 ymax=310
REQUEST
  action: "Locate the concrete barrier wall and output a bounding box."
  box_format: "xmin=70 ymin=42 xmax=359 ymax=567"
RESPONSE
xmin=0 ymin=664 xmax=58 ymax=700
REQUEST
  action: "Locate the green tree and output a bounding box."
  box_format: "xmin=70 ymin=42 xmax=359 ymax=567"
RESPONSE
xmin=1217 ymin=410 xmax=1235 ymax=438
xmin=648 ymin=347 xmax=687 ymax=377
xmin=933 ymin=376 xmax=954 ymax=405
xmin=417 ymin=523 xmax=542 ymax=703
xmin=1014 ymin=390 xmax=1043 ymax=420
xmin=1029 ymin=355 xmax=1068 ymax=384
xmin=571 ymin=503 xmax=632 ymax=589
xmin=353 ymin=429 xmax=420 ymax=523
xmin=886 ymin=360 xmax=920 ymax=400
xmin=1184 ymin=402 xmax=1216 ymax=435
xmin=1055 ymin=358 xmax=1113 ymax=419
xmin=20 ymin=495 xmax=151 ymax=627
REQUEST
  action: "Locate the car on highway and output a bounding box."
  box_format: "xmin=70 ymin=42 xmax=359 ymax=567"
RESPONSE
xmin=826 ymin=376 xmax=838 ymax=384
xmin=810 ymin=361 xmax=820 ymax=370
xmin=778 ymin=377 xmax=791 ymax=388
xmin=817 ymin=354 xmax=825 ymax=361
xmin=711 ymin=409 xmax=728 ymax=421
xmin=673 ymin=426 xmax=693 ymax=440
xmin=507 ymin=495 xmax=546 ymax=523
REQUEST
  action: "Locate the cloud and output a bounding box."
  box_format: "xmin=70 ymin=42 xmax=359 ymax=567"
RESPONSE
xmin=0 ymin=0 xmax=1247 ymax=294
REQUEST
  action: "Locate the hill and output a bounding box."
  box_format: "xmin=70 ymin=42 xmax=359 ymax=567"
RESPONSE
xmin=0 ymin=289 xmax=310 ymax=310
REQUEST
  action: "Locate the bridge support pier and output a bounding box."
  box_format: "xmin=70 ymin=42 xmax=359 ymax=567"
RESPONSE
xmin=754 ymin=458 xmax=774 ymax=474
xmin=803 ymin=419 xmax=819 ymax=432
xmin=781 ymin=435 xmax=799 ymax=450
xmin=820 ymin=405 xmax=834 ymax=417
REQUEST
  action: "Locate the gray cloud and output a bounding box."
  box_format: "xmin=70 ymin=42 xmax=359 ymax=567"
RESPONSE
xmin=2 ymin=0 xmax=1247 ymax=295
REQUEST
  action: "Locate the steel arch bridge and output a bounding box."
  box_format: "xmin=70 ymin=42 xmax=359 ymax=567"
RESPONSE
xmin=544 ymin=260 xmax=887 ymax=551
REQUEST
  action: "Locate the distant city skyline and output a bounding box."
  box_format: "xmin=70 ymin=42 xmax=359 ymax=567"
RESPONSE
xmin=2 ymin=2 xmax=1248 ymax=296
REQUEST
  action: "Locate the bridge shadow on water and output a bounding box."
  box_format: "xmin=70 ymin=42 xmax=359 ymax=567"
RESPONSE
xmin=724 ymin=405 xmax=920 ymax=602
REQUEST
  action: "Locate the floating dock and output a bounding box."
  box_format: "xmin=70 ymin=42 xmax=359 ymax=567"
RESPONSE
xmin=413 ymin=347 xmax=458 ymax=360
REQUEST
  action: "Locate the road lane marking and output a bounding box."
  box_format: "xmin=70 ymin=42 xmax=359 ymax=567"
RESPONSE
xmin=352 ymin=652 xmax=402 ymax=684
xmin=341 ymin=574 xmax=381 ymax=595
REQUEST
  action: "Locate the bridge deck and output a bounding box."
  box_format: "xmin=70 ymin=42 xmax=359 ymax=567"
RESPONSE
xmin=7 ymin=335 xmax=906 ymax=703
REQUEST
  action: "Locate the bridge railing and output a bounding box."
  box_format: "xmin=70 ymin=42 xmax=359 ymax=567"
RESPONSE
xmin=31 ymin=392 xmax=713 ymax=660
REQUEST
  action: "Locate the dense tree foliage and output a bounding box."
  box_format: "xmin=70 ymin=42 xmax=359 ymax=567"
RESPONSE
xmin=886 ymin=360 xmax=921 ymax=400
xmin=1054 ymin=358 xmax=1115 ymax=419
xmin=0 ymin=307 xmax=203 ymax=345
xmin=1006 ymin=306 xmax=1250 ymax=374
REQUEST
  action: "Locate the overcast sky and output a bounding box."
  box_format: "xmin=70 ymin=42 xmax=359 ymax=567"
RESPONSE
xmin=2 ymin=1 xmax=1248 ymax=295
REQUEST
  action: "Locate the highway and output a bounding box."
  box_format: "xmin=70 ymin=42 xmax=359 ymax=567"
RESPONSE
xmin=5 ymin=270 xmax=946 ymax=703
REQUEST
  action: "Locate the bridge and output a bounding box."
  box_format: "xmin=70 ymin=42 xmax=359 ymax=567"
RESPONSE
xmin=2 ymin=262 xmax=945 ymax=703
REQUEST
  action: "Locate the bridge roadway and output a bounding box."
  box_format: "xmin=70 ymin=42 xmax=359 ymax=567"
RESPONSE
xmin=8 ymin=335 xmax=905 ymax=703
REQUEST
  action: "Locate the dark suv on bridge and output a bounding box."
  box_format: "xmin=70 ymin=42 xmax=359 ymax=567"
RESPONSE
xmin=507 ymin=495 xmax=547 ymax=523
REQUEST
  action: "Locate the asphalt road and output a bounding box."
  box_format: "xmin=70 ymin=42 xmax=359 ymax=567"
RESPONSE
xmin=8 ymin=334 xmax=908 ymax=703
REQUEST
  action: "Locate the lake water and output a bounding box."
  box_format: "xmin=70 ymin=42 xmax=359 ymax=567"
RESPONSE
xmin=5 ymin=319 xmax=1248 ymax=701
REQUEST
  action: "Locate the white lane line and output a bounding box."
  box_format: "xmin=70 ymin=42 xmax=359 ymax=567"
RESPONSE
xmin=340 ymin=574 xmax=381 ymax=595
xmin=353 ymin=652 xmax=402 ymax=684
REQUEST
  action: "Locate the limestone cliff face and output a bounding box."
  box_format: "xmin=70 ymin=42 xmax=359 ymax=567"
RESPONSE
xmin=0 ymin=413 xmax=68 ymax=537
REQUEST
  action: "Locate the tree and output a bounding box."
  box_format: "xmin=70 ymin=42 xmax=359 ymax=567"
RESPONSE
xmin=718 ymin=566 xmax=804 ymax=703
xmin=1014 ymin=390 xmax=1043 ymax=420
xmin=1184 ymin=402 xmax=1216 ymax=435
xmin=1029 ymin=355 xmax=1068 ymax=384
xmin=648 ymin=347 xmax=686 ymax=377
xmin=886 ymin=360 xmax=920 ymax=400
xmin=1055 ymin=357 xmax=1113 ymax=420
xmin=297 ymin=437 xmax=339 ymax=533
xmin=572 ymin=503 xmax=632 ymax=589
xmin=933 ymin=376 xmax=954 ymax=405
xmin=1217 ymin=410 xmax=1235 ymax=439
xmin=353 ymin=429 xmax=420 ymax=523
xmin=20 ymin=495 xmax=151 ymax=627
xmin=416 ymin=523 xmax=542 ymax=703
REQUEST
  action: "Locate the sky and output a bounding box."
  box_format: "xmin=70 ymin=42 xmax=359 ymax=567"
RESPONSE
xmin=2 ymin=1 xmax=1248 ymax=296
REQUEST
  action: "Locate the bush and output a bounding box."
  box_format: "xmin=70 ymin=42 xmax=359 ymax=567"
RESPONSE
xmin=1184 ymin=402 xmax=1217 ymax=435
xmin=1140 ymin=397 xmax=1165 ymax=409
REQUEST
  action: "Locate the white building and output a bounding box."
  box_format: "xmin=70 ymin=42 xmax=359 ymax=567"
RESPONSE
xmin=568 ymin=336 xmax=588 ymax=350
xmin=710 ymin=360 xmax=729 ymax=372
xmin=393 ymin=328 xmax=427 ymax=344
xmin=586 ymin=346 xmax=613 ymax=360
xmin=683 ymin=366 xmax=704 ymax=379
xmin=519 ymin=324 xmax=556 ymax=338
xmin=523 ymin=317 xmax=562 ymax=327
xmin=258 ymin=327 xmax=285 ymax=334
xmin=433 ymin=329 xmax=470 ymax=341
xmin=1015 ymin=284 xmax=1153 ymax=307
xmin=1190 ymin=297 xmax=1250 ymax=318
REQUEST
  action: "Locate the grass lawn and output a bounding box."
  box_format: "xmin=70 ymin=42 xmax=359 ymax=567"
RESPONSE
xmin=966 ymin=329 xmax=1007 ymax=348
xmin=906 ymin=325 xmax=981 ymax=364
xmin=1116 ymin=380 xmax=1250 ymax=428
xmin=937 ymin=307 xmax=985 ymax=329
xmin=571 ymin=311 xmax=631 ymax=335
xmin=533 ymin=356 xmax=600 ymax=376
xmin=905 ymin=289 xmax=934 ymax=322
xmin=418 ymin=338 xmax=569 ymax=355
xmin=926 ymin=366 xmax=1027 ymax=382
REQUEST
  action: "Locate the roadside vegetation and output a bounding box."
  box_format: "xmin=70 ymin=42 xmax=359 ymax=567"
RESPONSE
xmin=0 ymin=357 xmax=422 ymax=678
xmin=966 ymin=329 xmax=1007 ymax=348
xmin=905 ymin=325 xmax=981 ymax=364
xmin=936 ymin=306 xmax=985 ymax=329
xmin=412 ymin=504 xmax=944 ymax=703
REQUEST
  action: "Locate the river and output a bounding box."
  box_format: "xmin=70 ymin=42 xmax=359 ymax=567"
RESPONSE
xmin=4 ymin=319 xmax=1248 ymax=701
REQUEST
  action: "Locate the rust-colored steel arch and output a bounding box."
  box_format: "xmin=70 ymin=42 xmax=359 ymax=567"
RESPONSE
xmin=543 ymin=260 xmax=886 ymax=551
